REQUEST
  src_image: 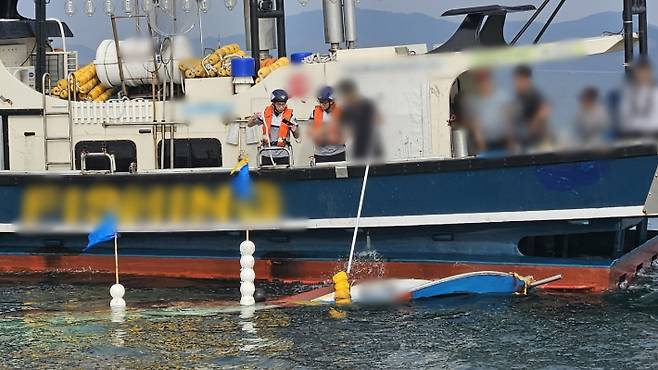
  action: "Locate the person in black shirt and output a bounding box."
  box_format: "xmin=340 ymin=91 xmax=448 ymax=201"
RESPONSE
xmin=336 ymin=80 xmax=383 ymax=160
xmin=510 ymin=65 xmax=552 ymax=153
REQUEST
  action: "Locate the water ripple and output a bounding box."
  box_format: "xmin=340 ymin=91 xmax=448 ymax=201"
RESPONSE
xmin=0 ymin=269 xmax=657 ymax=369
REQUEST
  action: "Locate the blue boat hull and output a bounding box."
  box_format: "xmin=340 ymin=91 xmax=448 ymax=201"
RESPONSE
xmin=0 ymin=145 xmax=656 ymax=291
xmin=410 ymin=272 xmax=527 ymax=299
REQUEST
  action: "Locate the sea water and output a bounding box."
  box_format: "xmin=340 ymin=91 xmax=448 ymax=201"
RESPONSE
xmin=1 ymin=270 xmax=658 ymax=369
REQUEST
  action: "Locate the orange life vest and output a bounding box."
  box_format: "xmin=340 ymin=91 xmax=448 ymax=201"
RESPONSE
xmin=263 ymin=105 xmax=293 ymax=144
xmin=313 ymin=105 xmax=341 ymax=142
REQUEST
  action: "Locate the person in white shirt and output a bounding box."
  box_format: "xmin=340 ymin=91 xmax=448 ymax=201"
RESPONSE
xmin=574 ymin=87 xmax=611 ymax=144
xmin=461 ymin=69 xmax=511 ymax=155
xmin=619 ymin=59 xmax=658 ymax=139
xmin=248 ymin=89 xmax=300 ymax=165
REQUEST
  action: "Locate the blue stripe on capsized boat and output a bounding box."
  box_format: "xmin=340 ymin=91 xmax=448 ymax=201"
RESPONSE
xmin=410 ymin=272 xmax=527 ymax=299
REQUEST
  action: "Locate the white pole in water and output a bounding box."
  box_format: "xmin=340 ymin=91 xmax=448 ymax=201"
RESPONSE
xmin=240 ymin=232 xmax=256 ymax=306
xmin=347 ymin=162 xmax=370 ymax=274
xmin=109 ymin=233 xmax=126 ymax=308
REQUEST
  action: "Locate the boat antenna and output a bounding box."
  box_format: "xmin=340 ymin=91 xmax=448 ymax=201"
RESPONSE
xmin=511 ymin=0 xmax=551 ymax=45
xmin=637 ymin=0 xmax=649 ymax=57
xmin=623 ymin=0 xmax=633 ymax=75
xmin=532 ymin=0 xmax=566 ymax=44
xmin=35 ymin=0 xmax=47 ymax=92
xmin=622 ymin=0 xmax=649 ymax=75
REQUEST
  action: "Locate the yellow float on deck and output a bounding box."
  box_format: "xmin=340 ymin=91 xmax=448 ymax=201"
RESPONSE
xmin=51 ymin=63 xmax=113 ymax=102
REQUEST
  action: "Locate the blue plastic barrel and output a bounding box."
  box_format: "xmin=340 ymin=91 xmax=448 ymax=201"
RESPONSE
xmin=290 ymin=52 xmax=313 ymax=64
xmin=231 ymin=57 xmax=255 ymax=77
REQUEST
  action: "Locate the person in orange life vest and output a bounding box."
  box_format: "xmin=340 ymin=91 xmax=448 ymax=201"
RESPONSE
xmin=309 ymin=86 xmax=346 ymax=163
xmin=248 ymin=89 xmax=300 ymax=165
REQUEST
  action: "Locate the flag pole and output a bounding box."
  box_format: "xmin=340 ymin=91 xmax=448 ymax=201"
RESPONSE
xmin=109 ymin=230 xmax=126 ymax=308
xmin=114 ymin=232 xmax=119 ymax=285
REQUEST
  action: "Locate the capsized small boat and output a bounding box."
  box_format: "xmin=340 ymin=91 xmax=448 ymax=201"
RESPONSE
xmin=278 ymin=271 xmax=562 ymax=305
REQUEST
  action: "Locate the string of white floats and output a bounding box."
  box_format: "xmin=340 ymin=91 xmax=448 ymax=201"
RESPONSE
xmin=240 ymin=231 xmax=257 ymax=306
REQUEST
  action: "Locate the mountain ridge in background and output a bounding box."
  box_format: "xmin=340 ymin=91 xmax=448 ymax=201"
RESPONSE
xmin=68 ymin=9 xmax=656 ymax=65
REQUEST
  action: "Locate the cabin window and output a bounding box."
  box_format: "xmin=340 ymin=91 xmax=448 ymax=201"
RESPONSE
xmin=157 ymin=138 xmax=222 ymax=168
xmin=518 ymin=229 xmax=641 ymax=260
xmin=74 ymin=140 xmax=137 ymax=173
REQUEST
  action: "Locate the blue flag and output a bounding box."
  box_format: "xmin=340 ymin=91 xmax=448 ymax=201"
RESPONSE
xmin=231 ymin=158 xmax=252 ymax=200
xmin=84 ymin=214 xmax=117 ymax=252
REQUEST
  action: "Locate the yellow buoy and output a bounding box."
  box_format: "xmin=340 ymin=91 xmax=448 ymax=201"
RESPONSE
xmin=51 ymin=86 xmax=61 ymax=96
xmin=94 ymin=88 xmax=115 ymax=102
xmin=194 ymin=65 xmax=207 ymax=77
xmin=257 ymin=66 xmax=271 ymax=79
xmin=59 ymin=89 xmax=68 ymax=99
xmin=88 ymin=84 xmax=107 ymax=100
xmin=79 ymin=77 xmax=99 ymax=94
xmin=334 ymin=280 xmax=349 ymax=292
xmin=185 ymin=69 xmax=196 ymax=79
xmin=206 ymin=54 xmax=220 ymax=65
xmin=332 ymin=271 xmax=351 ymax=305
xmin=216 ymin=48 xmax=227 ymax=58
xmin=328 ymin=308 xmax=347 ymax=319
xmin=73 ymin=64 xmax=95 ymax=82
xmin=56 ymin=79 xmax=68 ymax=90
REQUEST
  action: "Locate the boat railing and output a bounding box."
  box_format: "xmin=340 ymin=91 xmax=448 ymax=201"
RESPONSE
xmin=71 ymin=98 xmax=153 ymax=125
xmin=257 ymin=147 xmax=293 ymax=168
xmin=80 ymin=151 xmax=117 ymax=174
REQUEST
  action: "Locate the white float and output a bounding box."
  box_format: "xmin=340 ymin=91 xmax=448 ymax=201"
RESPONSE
xmin=240 ymin=240 xmax=256 ymax=306
xmin=95 ymin=35 xmax=193 ymax=87
xmin=110 ymin=283 xmax=126 ymax=308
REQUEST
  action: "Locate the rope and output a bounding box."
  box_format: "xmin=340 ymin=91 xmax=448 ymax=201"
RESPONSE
xmin=302 ymin=53 xmax=335 ymax=64
xmin=347 ymin=162 xmax=370 ymax=274
xmin=114 ymin=233 xmax=120 ymax=285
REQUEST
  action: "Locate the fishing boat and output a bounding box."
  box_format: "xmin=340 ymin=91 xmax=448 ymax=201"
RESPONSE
xmin=0 ymin=0 xmax=656 ymax=292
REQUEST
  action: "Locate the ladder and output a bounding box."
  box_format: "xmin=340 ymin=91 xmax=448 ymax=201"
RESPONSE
xmin=42 ymin=73 xmax=74 ymax=170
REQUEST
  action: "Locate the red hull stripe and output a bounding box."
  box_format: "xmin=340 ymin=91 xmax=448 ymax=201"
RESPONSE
xmin=3 ymin=236 xmax=658 ymax=292
xmin=0 ymin=255 xmax=616 ymax=291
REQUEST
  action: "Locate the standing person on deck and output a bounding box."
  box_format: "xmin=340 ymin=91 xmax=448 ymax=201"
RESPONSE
xmin=310 ymin=86 xmax=346 ymax=163
xmin=618 ymin=59 xmax=658 ymax=140
xmin=248 ymin=89 xmax=300 ymax=166
xmin=574 ymin=87 xmax=611 ymax=145
xmin=461 ymin=69 xmax=511 ymax=156
xmin=509 ymin=65 xmax=552 ymax=153
xmin=337 ymin=80 xmax=383 ymax=160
